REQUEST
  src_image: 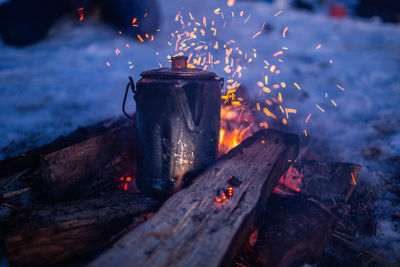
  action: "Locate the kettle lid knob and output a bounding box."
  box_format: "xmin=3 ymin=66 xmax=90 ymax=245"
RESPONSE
xmin=172 ymin=56 xmax=188 ymax=69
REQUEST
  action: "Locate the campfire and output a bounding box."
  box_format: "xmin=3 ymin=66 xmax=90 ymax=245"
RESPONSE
xmin=0 ymin=57 xmax=363 ymax=266
xmin=3 ymin=4 xmax=386 ymax=267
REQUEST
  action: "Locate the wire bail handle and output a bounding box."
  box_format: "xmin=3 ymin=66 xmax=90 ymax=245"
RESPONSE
xmin=122 ymin=76 xmax=136 ymax=120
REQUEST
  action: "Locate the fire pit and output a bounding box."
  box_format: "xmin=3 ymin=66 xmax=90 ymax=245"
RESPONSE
xmin=0 ymin=108 xmax=365 ymax=267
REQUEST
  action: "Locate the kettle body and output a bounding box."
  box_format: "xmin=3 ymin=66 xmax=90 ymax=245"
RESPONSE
xmin=124 ymin=56 xmax=223 ymax=195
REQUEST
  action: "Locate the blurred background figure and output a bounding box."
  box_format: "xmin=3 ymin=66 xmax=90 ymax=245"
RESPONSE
xmin=259 ymin=0 xmax=400 ymax=22
xmin=0 ymin=0 xmax=160 ymax=46
xmin=356 ymin=0 xmax=400 ymax=23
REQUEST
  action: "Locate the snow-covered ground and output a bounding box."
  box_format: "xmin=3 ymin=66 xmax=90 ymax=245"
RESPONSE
xmin=0 ymin=0 xmax=399 ymax=264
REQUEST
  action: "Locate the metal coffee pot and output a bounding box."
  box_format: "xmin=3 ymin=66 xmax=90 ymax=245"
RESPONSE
xmin=123 ymin=56 xmax=223 ymax=195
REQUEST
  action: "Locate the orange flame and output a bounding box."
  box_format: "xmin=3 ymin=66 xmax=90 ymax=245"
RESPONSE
xmin=219 ymin=105 xmax=257 ymax=156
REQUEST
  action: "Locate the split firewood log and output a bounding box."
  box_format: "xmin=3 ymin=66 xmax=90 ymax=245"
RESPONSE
xmin=38 ymin=124 xmax=136 ymax=201
xmin=0 ymin=116 xmax=131 ymax=178
xmin=89 ymin=129 xmax=299 ymax=267
xmin=4 ymin=193 xmax=163 ymax=266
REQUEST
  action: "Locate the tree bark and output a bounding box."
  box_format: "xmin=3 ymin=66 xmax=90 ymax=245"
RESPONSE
xmin=89 ymin=129 xmax=299 ymax=267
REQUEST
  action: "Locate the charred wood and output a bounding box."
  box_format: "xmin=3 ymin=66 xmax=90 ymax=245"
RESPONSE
xmin=237 ymin=161 xmax=361 ymax=267
xmin=39 ymin=124 xmax=136 ymax=201
xmin=89 ymin=129 xmax=299 ymax=267
xmin=4 ymin=193 xmax=162 ymax=266
xmin=277 ymin=160 xmax=361 ymax=204
xmin=0 ymin=116 xmax=131 ymax=178
xmin=247 ymin=194 xmax=339 ymax=267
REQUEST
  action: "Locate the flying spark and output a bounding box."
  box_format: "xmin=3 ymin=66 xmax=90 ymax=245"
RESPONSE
xmin=227 ymin=0 xmax=235 ymax=7
xmin=316 ymin=105 xmax=325 ymax=112
xmin=282 ymin=27 xmax=288 ymax=38
xmin=337 ymin=84 xmax=345 ymax=91
xmin=351 ymin=172 xmax=357 ymax=185
xmin=306 ymin=113 xmax=311 ymax=123
xmin=137 ymin=34 xmax=144 ymax=42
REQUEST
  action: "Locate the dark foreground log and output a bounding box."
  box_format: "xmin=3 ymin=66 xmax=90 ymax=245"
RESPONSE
xmin=236 ymin=161 xmax=361 ymax=267
xmin=89 ymin=129 xmax=299 ymax=267
xmin=4 ymin=194 xmax=163 ymax=266
xmin=39 ymin=125 xmax=136 ymax=201
xmin=249 ymin=194 xmax=338 ymax=267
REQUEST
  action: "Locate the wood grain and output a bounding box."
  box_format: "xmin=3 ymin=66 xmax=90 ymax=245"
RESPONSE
xmin=0 ymin=116 xmax=131 ymax=178
xmin=39 ymin=125 xmax=136 ymax=201
xmin=4 ymin=194 xmax=162 ymax=266
xmin=90 ymin=129 xmax=299 ymax=267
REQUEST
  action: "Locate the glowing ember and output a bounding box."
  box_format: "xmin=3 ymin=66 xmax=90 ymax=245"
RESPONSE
xmin=77 ymin=8 xmax=84 ymax=21
xmin=227 ymin=187 xmax=233 ymax=196
xmin=215 ymin=189 xmax=228 ymax=202
xmin=118 ymin=176 xmax=139 ymax=192
xmin=276 ymin=165 xmax=303 ymax=193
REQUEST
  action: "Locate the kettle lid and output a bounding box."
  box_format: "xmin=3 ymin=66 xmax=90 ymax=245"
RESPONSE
xmin=141 ymin=56 xmax=217 ymax=79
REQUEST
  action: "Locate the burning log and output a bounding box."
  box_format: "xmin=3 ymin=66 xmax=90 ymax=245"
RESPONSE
xmin=39 ymin=124 xmax=136 ymax=201
xmin=239 ymin=194 xmax=338 ymax=267
xmin=89 ymin=129 xmax=299 ymax=267
xmin=277 ymin=160 xmax=361 ymax=203
xmin=237 ymin=161 xmax=361 ymax=267
xmin=4 ymin=194 xmax=163 ymax=267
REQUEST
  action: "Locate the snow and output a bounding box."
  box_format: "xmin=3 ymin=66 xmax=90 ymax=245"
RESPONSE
xmin=0 ymin=0 xmax=399 ymax=263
